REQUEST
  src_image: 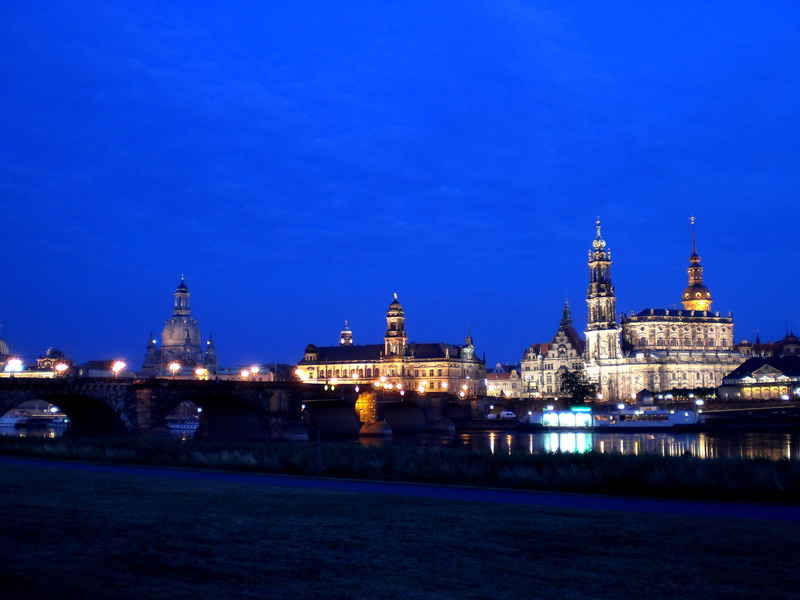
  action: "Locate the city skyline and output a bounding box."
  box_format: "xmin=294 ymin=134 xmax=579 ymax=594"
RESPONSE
xmin=1 ymin=2 xmax=798 ymax=367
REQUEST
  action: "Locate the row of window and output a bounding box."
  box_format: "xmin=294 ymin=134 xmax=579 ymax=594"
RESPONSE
xmin=638 ymin=338 xmax=728 ymax=347
xmin=522 ymin=363 xmax=582 ymax=371
xmin=314 ymin=366 xmax=461 ymax=380
xmin=415 ymin=368 xmax=443 ymax=377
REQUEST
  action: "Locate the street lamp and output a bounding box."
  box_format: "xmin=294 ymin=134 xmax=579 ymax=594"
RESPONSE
xmin=168 ymin=362 xmax=181 ymax=378
xmin=195 ymin=367 xmax=207 ymax=380
xmin=54 ymin=363 xmax=69 ymax=377
xmin=112 ymin=361 xmax=126 ymax=378
xmin=4 ymin=358 xmax=23 ymax=373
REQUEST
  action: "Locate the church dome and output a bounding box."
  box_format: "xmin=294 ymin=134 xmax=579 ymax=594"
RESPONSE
xmin=0 ymin=337 xmax=9 ymax=358
xmin=162 ymin=315 xmax=201 ymax=352
xmin=682 ymin=283 xmax=712 ymax=311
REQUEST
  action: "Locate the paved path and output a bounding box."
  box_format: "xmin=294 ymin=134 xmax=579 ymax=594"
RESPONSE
xmin=3 ymin=456 xmax=800 ymax=521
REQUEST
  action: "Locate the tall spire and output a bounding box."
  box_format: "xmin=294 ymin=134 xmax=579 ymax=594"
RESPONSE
xmin=561 ymin=299 xmax=573 ymax=328
xmin=682 ymin=217 xmax=712 ymax=311
xmin=586 ymin=217 xmax=616 ymax=329
xmin=592 ymin=216 xmax=606 ymax=250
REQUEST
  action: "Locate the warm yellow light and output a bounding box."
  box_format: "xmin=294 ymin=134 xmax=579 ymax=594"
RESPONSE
xmin=351 ymin=372 xmax=358 ymax=379
xmin=461 ymin=384 xmax=468 ymax=391
xmin=195 ymin=367 xmax=207 ymax=379
xmin=112 ymin=360 xmax=126 ymax=376
xmin=251 ymin=365 xmax=260 ymax=374
xmin=240 ymin=369 xmax=250 ymax=378
xmin=380 ymin=376 xmax=386 ymax=382
xmin=54 ymin=363 xmax=68 ymax=373
xmin=421 ymin=380 xmax=428 ymax=387
xmin=459 ymin=391 xmax=465 ymax=398
xmin=441 ymin=382 xmax=448 ymax=389
xmin=373 ymin=381 xmax=381 ymax=388
xmin=331 ymin=377 xmax=339 ymax=385
xmin=396 ymin=383 xmax=402 ymax=390
xmin=418 ymin=385 xmax=425 ymax=393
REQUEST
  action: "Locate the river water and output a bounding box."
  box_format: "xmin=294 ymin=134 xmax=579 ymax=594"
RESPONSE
xmin=3 ymin=424 xmax=798 ymax=460
xmin=360 ymin=430 xmax=800 ymax=460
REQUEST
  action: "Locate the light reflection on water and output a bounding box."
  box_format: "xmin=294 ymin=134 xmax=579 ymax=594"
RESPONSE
xmin=371 ymin=431 xmax=800 ymax=460
xmin=0 ymin=425 xmax=63 ymax=439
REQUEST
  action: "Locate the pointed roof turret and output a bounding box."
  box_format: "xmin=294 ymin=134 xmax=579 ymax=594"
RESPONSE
xmin=682 ymin=217 xmax=712 ymax=311
xmin=561 ymin=299 xmax=573 ymax=328
xmin=592 ymin=217 xmax=606 ymax=251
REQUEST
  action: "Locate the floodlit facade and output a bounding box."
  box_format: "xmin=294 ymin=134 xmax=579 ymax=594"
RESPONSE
xmin=141 ymin=278 xmax=217 ymax=375
xmin=297 ymin=295 xmax=486 ymax=397
xmin=584 ymin=219 xmax=745 ymax=401
xmin=521 ymin=301 xmax=586 ymax=397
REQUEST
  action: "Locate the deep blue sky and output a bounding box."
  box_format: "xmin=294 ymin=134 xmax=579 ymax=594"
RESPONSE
xmin=1 ymin=1 xmax=798 ymax=368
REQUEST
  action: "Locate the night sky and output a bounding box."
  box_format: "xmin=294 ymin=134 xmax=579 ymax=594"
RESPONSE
xmin=1 ymin=1 xmax=798 ymax=369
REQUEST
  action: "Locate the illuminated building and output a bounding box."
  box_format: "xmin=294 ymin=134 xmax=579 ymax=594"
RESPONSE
xmin=297 ymin=294 xmax=486 ymax=396
xmin=584 ymin=219 xmax=745 ymax=401
xmin=141 ymin=278 xmax=217 ymax=375
xmin=486 ymin=365 xmax=521 ymax=398
xmin=521 ymin=301 xmax=586 ymax=397
xmin=718 ymin=356 xmax=800 ymax=401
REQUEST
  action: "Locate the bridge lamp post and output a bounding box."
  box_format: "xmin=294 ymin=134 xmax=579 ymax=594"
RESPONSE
xmin=54 ymin=363 xmax=69 ymax=377
xmin=168 ymin=362 xmax=181 ymax=378
xmin=4 ymin=358 xmax=23 ymax=375
xmin=194 ymin=367 xmax=207 ymax=380
xmin=112 ymin=361 xmax=126 ymax=378
xmin=240 ymin=368 xmax=250 ymax=380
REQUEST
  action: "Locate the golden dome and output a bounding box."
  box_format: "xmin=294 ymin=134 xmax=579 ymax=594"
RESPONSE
xmin=682 ymin=283 xmax=712 ymax=312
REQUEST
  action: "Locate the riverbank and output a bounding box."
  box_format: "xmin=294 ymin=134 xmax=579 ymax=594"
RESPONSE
xmin=1 ymin=435 xmax=799 ymax=503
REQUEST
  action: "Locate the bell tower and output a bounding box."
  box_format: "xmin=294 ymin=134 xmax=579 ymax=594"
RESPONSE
xmin=681 ymin=216 xmax=713 ymax=312
xmin=585 ymin=218 xmax=620 ymax=362
xmin=384 ymin=294 xmax=407 ymax=356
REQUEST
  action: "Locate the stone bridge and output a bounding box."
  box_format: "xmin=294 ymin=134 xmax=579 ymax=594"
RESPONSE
xmin=0 ymin=378 xmax=486 ymax=438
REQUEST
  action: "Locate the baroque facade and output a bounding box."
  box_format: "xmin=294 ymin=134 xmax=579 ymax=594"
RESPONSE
xmin=584 ymin=219 xmax=745 ymax=401
xmin=297 ymin=294 xmax=486 ymax=396
xmin=141 ymin=278 xmax=217 ymax=375
xmin=521 ymin=301 xmax=585 ymax=397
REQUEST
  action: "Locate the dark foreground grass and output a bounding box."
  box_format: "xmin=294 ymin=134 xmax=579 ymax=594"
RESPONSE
xmin=1 ymin=461 xmax=798 ymax=600
xmin=1 ymin=435 xmax=800 ymax=502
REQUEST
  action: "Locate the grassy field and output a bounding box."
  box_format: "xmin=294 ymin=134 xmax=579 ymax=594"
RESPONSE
xmin=1 ymin=435 xmax=800 ymax=503
xmin=1 ymin=460 xmax=799 ymax=600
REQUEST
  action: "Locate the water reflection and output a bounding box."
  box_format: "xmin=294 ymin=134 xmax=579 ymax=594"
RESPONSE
xmin=444 ymin=431 xmax=800 ymax=460
xmin=0 ymin=425 xmax=65 ymax=439
xmin=350 ymin=430 xmax=799 ymax=460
